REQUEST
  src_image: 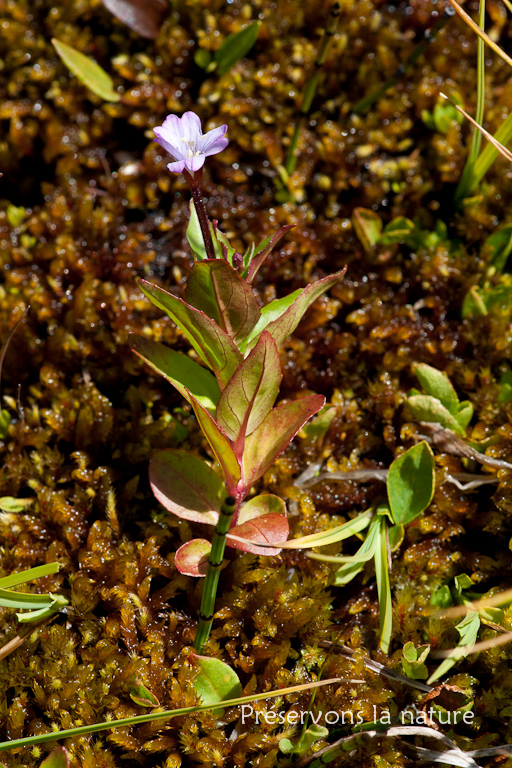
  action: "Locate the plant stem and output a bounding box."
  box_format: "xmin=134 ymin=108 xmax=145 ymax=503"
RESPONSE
xmin=184 ymin=170 xmax=216 ymax=260
xmin=284 ymin=2 xmax=340 ymax=176
xmin=193 ymin=495 xmax=238 ymax=653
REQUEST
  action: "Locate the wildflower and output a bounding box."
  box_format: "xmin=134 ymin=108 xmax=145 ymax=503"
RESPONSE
xmin=153 ymin=111 xmax=228 ymax=174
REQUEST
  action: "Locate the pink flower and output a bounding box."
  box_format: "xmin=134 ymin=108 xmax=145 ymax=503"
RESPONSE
xmin=153 ymin=111 xmax=228 ymax=174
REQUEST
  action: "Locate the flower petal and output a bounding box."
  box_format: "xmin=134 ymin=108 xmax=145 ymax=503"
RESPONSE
xmin=200 ymin=124 xmax=229 ymax=153
xmin=167 ymin=159 xmax=186 ymax=173
xmin=184 ymin=154 xmax=206 ymax=172
xmin=180 ymin=111 xmax=202 ymax=144
xmin=153 ymin=128 xmax=185 ymax=160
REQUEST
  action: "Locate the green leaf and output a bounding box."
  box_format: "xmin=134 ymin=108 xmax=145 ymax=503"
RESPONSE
xmin=279 ymin=724 xmax=329 ymax=755
xmin=379 ymin=217 xmax=415 ymax=246
xmin=430 ymin=584 xmax=453 ymax=609
xmin=462 ymin=286 xmax=488 ymax=318
xmin=237 ymin=494 xmax=286 ymax=524
xmin=0 ymin=562 xmax=61 ymax=590
xmin=185 ymin=260 xmax=261 ymax=348
xmin=454 ymin=573 xmax=473 ymax=595
xmin=0 ymin=496 xmax=33 ymax=513
xmin=242 ymin=394 xmax=325 ymax=488
xmin=129 ymin=678 xmax=160 ymax=708
xmin=216 ymin=332 xmax=281 ymax=456
xmin=281 ymin=511 xmax=371 ymax=550
xmin=431 ymin=97 xmax=464 ymax=134
xmin=456 ymin=401 xmax=474 ymax=430
xmin=194 ymin=48 xmax=212 ymax=70
xmin=412 ymin=363 xmax=459 ymax=415
xmin=245 ymin=225 xmax=294 ymax=283
xmin=351 ymin=208 xmax=382 ymax=251
xmin=246 ymin=269 xmax=346 ymax=354
xmin=191 ymin=399 xmax=241 ymax=495
xmin=405 ymin=394 xmax=465 ymax=434
xmin=186 ymin=200 xmax=208 ymax=260
xmin=215 ymin=21 xmax=261 ymax=76
xmin=0 ymin=589 xmax=65 ymax=610
xmin=190 ymin=654 xmax=242 ymax=717
xmin=149 ymin=449 xmax=226 ymax=525
xmin=401 ymin=642 xmax=430 ymax=680
xmin=375 ymin=517 xmax=392 ymax=654
xmin=130 ymin=334 xmax=220 ymax=417
xmin=333 ymin=513 xmax=381 ymax=586
xmin=16 ymin=597 xmax=67 ymax=623
xmin=240 ymin=289 xmax=303 ymax=354
xmin=387 ymin=441 xmax=435 ymax=525
xmin=482 ymin=224 xmax=512 ymax=273
xmin=51 ymin=38 xmax=120 ymax=102
xmin=428 ymin=612 xmax=480 ymax=684
xmin=138 ymin=279 xmax=242 ymax=388
xmin=40 ymin=747 xmax=70 ymax=768
xmin=300 ymin=405 xmax=336 ymax=443
xmin=174 ymin=539 xmax=212 ymax=577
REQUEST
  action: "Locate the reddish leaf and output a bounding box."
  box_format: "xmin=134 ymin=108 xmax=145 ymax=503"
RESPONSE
xmin=129 ymin=677 xmax=160 ymax=707
xmin=100 ymin=0 xmax=169 ymax=39
xmin=40 ymin=748 xmax=70 ymax=768
xmin=237 ymin=493 xmax=286 ymax=525
xmin=247 ymin=268 xmax=346 ymax=353
xmin=175 ymin=539 xmax=211 ymax=577
xmin=139 ymin=279 xmax=242 ymax=388
xmin=130 ymin=334 xmax=220 ymax=417
xmin=246 ymin=225 xmax=294 ymax=283
xmin=190 ymin=398 xmax=241 ymax=495
xmin=242 ymin=394 xmax=325 ymax=487
xmin=227 ymin=513 xmax=289 ymax=554
xmin=185 ymin=260 xmax=261 ymax=348
xmin=149 ymin=449 xmax=225 ymax=525
xmin=216 ymin=331 xmax=281 ymax=457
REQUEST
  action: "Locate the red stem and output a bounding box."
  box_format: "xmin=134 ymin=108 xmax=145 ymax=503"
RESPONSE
xmin=183 ymin=170 xmax=215 ymax=260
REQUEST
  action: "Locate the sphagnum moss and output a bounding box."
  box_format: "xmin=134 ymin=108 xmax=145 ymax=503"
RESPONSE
xmin=1 ymin=0 xmax=512 ymax=765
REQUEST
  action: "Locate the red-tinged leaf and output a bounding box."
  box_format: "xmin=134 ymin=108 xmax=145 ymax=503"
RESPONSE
xmin=185 ymin=260 xmax=260 ymax=348
xmin=242 ymin=394 xmax=325 ymax=487
xmin=149 ymin=450 xmax=226 ymax=525
xmin=40 ymin=748 xmax=70 ymax=768
xmin=175 ymin=539 xmax=211 ymax=577
xmin=129 ymin=677 xmax=160 ymax=707
xmin=216 ymin=332 xmax=281 ymax=456
xmin=138 ymin=279 xmax=242 ymax=388
xmin=227 ymin=513 xmax=289 ymax=555
xmin=190 ymin=399 xmax=241 ymax=495
xmin=100 ymin=0 xmax=169 ymax=39
xmin=190 ymin=654 xmax=242 ymax=717
xmin=247 ymin=268 xmax=346 ymax=353
xmin=237 ymin=493 xmax=286 ymax=525
xmin=130 ymin=334 xmax=220 ymax=417
xmin=245 ymin=225 xmax=294 ymax=283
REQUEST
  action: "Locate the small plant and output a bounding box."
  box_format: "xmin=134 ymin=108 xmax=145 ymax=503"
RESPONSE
xmin=130 ymin=112 xmax=345 ymax=656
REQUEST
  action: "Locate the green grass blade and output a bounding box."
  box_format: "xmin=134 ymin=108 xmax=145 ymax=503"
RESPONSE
xmin=0 ymin=562 xmax=61 ymax=590
xmin=374 ymin=517 xmax=392 ymax=654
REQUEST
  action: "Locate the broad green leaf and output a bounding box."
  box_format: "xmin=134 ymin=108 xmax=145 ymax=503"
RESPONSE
xmin=388 ymin=523 xmax=404 ymax=551
xmin=149 ymin=449 xmax=226 ymax=525
xmin=215 ymin=21 xmax=261 ymax=76
xmin=40 ymin=747 xmax=70 ymax=768
xmin=279 ymin=724 xmax=329 ymax=756
xmin=212 ymin=226 xmax=236 ymax=264
xmin=187 ymin=200 xmax=208 ymax=260
xmin=227 ymin=513 xmax=289 ymax=555
xmin=240 ymin=289 xmax=303 ymax=354
xmin=428 ymin=612 xmax=480 ymax=684
xmin=129 ymin=678 xmax=160 ymax=708
xmin=242 ymin=394 xmax=325 ymax=488
xmin=185 ymin=260 xmax=260 ymax=348
xmin=379 ymin=217 xmax=415 ymax=245
xmin=454 ymin=573 xmax=473 ymax=595
xmin=456 ymin=401 xmax=474 ymax=430
xmin=130 ymin=334 xmax=220 ymax=416
xmin=216 ymin=332 xmax=281 ymax=455
xmin=401 ymin=642 xmax=430 ymax=680
xmin=190 ymin=399 xmax=241 ymax=495
xmin=375 ymin=516 xmax=392 ymax=654
xmin=247 ymin=269 xmax=346 ymax=353
xmin=300 ymin=405 xmax=336 ymax=443
xmin=412 ymin=363 xmax=459 ymax=415
xmin=352 ymin=208 xmax=382 ymax=251
xmin=0 ymin=562 xmax=61 ymax=590
xmin=0 ymin=496 xmax=33 ymax=513
xmin=138 ymin=279 xmax=242 ymax=388
xmin=332 ymin=513 xmax=381 ymax=586
xmin=245 ymin=225 xmax=294 ymax=283
xmin=174 ymin=539 xmax=211 ymax=577
xmin=482 ymin=224 xmax=512 ymax=273
xmin=430 ymin=585 xmax=453 ymax=609
xmin=462 ymin=286 xmax=488 ymax=318
xmin=387 ymin=441 xmax=435 ymax=525
xmin=405 ymin=394 xmax=465 ymax=434
xmin=237 ymin=493 xmax=286 ymax=525
xmin=190 ymin=654 xmax=242 ymax=717
xmin=51 ymin=38 xmax=120 ymax=102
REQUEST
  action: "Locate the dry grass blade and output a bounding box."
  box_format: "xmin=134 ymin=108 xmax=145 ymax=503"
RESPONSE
xmin=447 ymin=0 xmax=512 ymax=69
xmin=440 ymin=93 xmax=512 ymax=163
xmin=431 ymin=629 xmax=512 ymax=658
xmin=435 ymin=588 xmax=512 ymax=618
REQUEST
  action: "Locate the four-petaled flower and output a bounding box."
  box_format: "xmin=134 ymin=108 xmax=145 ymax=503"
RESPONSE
xmin=153 ymin=111 xmax=228 ymax=174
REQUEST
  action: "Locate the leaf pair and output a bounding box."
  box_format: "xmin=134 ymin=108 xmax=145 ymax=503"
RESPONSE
xmin=406 ymin=363 xmax=473 ymax=435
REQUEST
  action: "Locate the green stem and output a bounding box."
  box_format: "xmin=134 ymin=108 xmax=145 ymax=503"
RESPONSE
xmin=352 ymin=8 xmax=454 ymax=115
xmin=455 ymin=0 xmax=485 ymax=205
xmin=193 ymin=495 xmax=238 ymax=653
xmin=284 ymin=2 xmax=340 ymax=176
